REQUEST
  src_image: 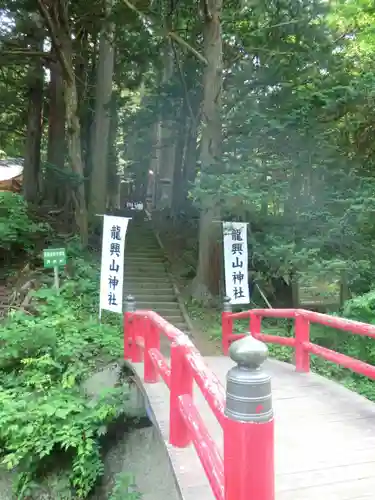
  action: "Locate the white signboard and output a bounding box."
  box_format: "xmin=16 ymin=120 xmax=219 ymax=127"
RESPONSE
xmin=126 ymin=201 xmax=144 ymax=211
xmin=222 ymin=222 xmax=250 ymax=305
xmin=99 ymin=215 xmax=130 ymax=316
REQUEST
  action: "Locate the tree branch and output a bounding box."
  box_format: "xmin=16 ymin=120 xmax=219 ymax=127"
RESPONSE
xmin=168 ymin=31 xmax=207 ymax=65
xmin=36 ymin=0 xmax=74 ymax=83
xmin=171 ymin=42 xmax=197 ymax=125
xmin=0 ymin=49 xmax=55 ymax=59
xmin=122 ymin=0 xmax=207 ymax=65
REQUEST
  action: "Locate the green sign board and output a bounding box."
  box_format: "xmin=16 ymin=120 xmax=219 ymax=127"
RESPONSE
xmin=43 ymin=248 xmax=67 ymax=269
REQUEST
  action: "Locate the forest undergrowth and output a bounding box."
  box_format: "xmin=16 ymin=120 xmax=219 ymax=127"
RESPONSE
xmin=0 ymin=192 xmax=136 ymax=499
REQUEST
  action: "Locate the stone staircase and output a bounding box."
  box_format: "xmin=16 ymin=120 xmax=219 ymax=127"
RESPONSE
xmin=124 ymin=218 xmax=191 ymax=338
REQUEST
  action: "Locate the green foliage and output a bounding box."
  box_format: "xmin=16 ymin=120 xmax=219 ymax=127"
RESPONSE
xmin=0 ymin=192 xmax=50 ymax=253
xmin=341 ymin=290 xmax=375 ymax=324
xmin=109 ymin=472 xmax=141 ymax=500
xmin=307 ymin=292 xmax=375 ymax=402
xmin=0 ymin=250 xmax=126 ymax=498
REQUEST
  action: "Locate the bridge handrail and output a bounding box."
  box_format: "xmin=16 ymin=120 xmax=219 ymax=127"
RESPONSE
xmin=123 ymin=297 xmax=274 ymax=500
xmin=222 ymin=303 xmax=375 ymax=378
xmin=124 ymin=306 xmax=225 ymax=499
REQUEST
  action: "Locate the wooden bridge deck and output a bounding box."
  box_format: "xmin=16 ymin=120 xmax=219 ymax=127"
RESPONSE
xmin=130 ymin=357 xmax=375 ymax=499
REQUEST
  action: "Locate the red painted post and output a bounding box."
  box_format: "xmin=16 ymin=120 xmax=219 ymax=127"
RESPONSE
xmin=169 ymin=343 xmax=193 ymax=447
xmin=249 ymin=311 xmax=262 ymax=336
xmin=224 ymin=335 xmax=274 ymax=500
xmin=131 ymin=314 xmax=143 ymax=363
xmin=123 ymin=295 xmax=135 ymax=360
xmin=144 ymin=319 xmax=160 ymax=383
xmin=295 ymin=312 xmax=310 ymax=372
xmin=222 ymin=296 xmax=233 ymax=355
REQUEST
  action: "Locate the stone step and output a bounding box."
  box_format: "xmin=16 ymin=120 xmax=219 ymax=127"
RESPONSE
xmin=125 ymin=290 xmax=174 ymax=298
xmin=131 ymin=287 xmax=178 ymax=304
xmin=125 ymin=253 xmax=165 ymax=259
xmin=126 ymin=238 xmax=159 ymax=244
xmin=126 ymin=238 xmax=159 ymax=243
xmin=159 ymin=314 xmax=186 ymax=324
xmin=173 ymin=322 xmax=189 ymax=331
xmin=124 ymin=279 xmax=170 ymax=286
xmin=124 ymin=259 xmax=165 ymax=271
xmin=126 ymin=236 xmax=158 ymax=243
xmin=125 ymin=272 xmax=168 ymax=280
xmin=125 ymin=263 xmax=166 ymax=269
xmin=125 ymin=251 xmax=163 ymax=257
xmin=137 ymin=301 xmax=180 ymax=311
xmin=125 ymin=243 xmax=161 ymax=252
xmin=127 ymin=238 xmax=159 ymax=245
xmin=125 ymin=254 xmax=163 ymax=260
xmin=124 ymin=266 xmax=167 ymax=274
xmin=139 ymin=308 xmax=183 ymax=318
xmin=124 ymin=276 xmax=170 ymax=283
xmin=125 ymin=251 xmax=163 ymax=256
xmin=125 ymin=250 xmax=161 ymax=256
xmin=125 ymin=282 xmax=173 ymax=291
xmin=124 ymin=268 xmax=167 ymax=273
xmin=124 ymin=265 xmax=166 ymax=272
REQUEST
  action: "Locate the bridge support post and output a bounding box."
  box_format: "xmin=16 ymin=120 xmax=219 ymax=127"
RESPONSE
xmin=224 ymin=335 xmax=274 ymax=500
xmin=222 ymin=296 xmax=233 ymax=355
xmin=144 ymin=319 xmax=160 ymax=383
xmin=124 ymin=295 xmax=136 ymax=360
xmin=295 ymin=313 xmax=310 ymax=372
xmin=169 ymin=343 xmax=193 ymax=448
xmin=249 ymin=311 xmax=262 ymax=336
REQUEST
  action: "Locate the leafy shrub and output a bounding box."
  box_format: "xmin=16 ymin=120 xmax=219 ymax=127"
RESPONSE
xmin=0 ymin=192 xmax=50 ymax=252
xmin=0 ymin=254 xmax=126 ymax=497
xmin=341 ymin=290 xmax=375 ymax=324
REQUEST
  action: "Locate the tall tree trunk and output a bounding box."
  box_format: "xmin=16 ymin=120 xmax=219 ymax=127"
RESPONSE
xmin=155 ymin=43 xmax=175 ymax=210
xmin=46 ymin=59 xmax=65 ymax=205
xmin=192 ymin=0 xmax=223 ymax=299
xmin=64 ymin=77 xmax=88 ymax=243
xmin=89 ymin=0 xmax=115 ymax=216
xmin=23 ymin=38 xmax=44 ymax=204
xmin=37 ymin=0 xmax=88 ymax=244
xmin=150 ymin=120 xmax=162 ymax=207
xmin=106 ymin=93 xmax=119 ymax=210
xmin=171 ymin=105 xmax=188 ymax=213
xmin=82 ymin=33 xmax=98 ymax=183
xmin=182 ymin=96 xmax=200 ymax=203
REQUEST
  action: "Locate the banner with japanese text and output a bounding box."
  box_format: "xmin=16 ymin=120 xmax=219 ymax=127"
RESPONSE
xmin=222 ymin=222 xmax=250 ymax=305
xmin=99 ymin=215 xmax=129 ymax=316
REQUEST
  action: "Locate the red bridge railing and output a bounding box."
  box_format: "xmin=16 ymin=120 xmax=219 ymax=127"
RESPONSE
xmin=123 ymin=296 xmax=274 ymax=500
xmin=222 ymin=298 xmax=375 ymax=379
xmin=124 ymin=295 xmax=375 ymax=500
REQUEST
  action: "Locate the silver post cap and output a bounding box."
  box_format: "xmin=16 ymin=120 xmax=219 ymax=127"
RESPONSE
xmin=225 ymin=335 xmax=273 ymax=423
xmin=125 ymin=295 xmax=136 ymax=312
xmin=223 ymin=296 xmax=232 ymax=312
xmin=229 ymin=334 xmax=268 ymax=370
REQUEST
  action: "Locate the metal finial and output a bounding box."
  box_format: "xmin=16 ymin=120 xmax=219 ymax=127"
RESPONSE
xmin=124 ymin=295 xmax=136 ymax=312
xmin=223 ymin=296 xmax=232 ymax=312
xmin=225 ymin=335 xmax=272 ymax=423
xmin=229 ymin=334 xmax=268 ymax=370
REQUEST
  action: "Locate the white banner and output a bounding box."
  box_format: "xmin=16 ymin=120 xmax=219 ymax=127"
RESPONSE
xmin=223 ymin=222 xmax=250 ymax=305
xmin=99 ymin=215 xmax=130 ymax=316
